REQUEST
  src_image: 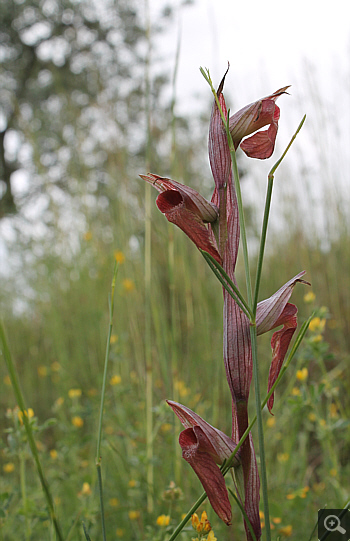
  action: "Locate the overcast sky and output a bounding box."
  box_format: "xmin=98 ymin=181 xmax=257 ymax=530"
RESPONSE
xmin=151 ymin=0 xmax=350 ymax=114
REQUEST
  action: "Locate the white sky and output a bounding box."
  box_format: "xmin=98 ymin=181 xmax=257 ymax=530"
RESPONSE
xmin=152 ymin=0 xmax=350 ymax=113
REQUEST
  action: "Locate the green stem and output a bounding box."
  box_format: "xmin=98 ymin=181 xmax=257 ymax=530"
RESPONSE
xmin=96 ymin=262 xmax=118 ymax=461
xmin=19 ymin=450 xmax=30 ymax=541
xmin=96 ymin=261 xmax=118 ymax=541
xmin=200 ymin=250 xmax=253 ymax=320
xmin=253 ymin=115 xmax=306 ymax=314
xmin=167 ymin=492 xmax=207 ymax=541
xmin=0 ymin=323 xmax=64 ymax=541
xmin=96 ymin=464 xmax=106 ymax=541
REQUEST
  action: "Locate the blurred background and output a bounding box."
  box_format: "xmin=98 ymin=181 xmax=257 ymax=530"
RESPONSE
xmin=1 ymin=0 xmax=349 ymax=539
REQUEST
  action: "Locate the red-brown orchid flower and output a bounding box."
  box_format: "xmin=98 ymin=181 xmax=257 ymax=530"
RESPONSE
xmin=167 ymin=400 xmax=241 ymax=525
xmin=140 ymin=173 xmax=222 ymax=264
xmin=229 ymin=86 xmax=290 ymax=159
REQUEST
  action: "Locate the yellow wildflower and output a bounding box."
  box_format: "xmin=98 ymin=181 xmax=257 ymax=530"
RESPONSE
xmin=304 ymin=291 xmax=316 ymax=303
xmin=3 ymin=375 xmax=11 ymax=386
xmin=286 ymin=493 xmax=295 ymax=500
xmin=191 ymin=513 xmax=200 ymax=530
xmin=296 ymin=368 xmax=308 ymax=381
xmin=277 ymin=453 xmax=289 ymax=463
xmin=110 ymin=334 xmax=118 ymax=344
xmin=266 ymin=417 xmax=276 ymax=428
xmin=272 ymin=517 xmax=282 ymax=524
xmin=300 ymin=486 xmax=309 ymax=498
xmin=122 ymin=278 xmax=134 ymax=292
xmin=18 ymin=408 xmax=34 ymax=425
xmin=116 ymin=528 xmax=124 ymax=537
xmin=55 ymin=397 xmax=64 ymax=408
xmin=312 ymin=481 xmax=325 ymax=494
xmin=311 ymin=334 xmax=323 ymax=343
xmin=207 ymin=531 xmax=217 ymax=541
xmin=161 ymin=423 xmax=172 ymax=433
xmin=110 ymin=374 xmax=122 ymax=386
xmin=3 ymin=462 xmax=15 ymax=473
xmin=109 ymin=498 xmax=119 ymax=507
xmin=319 ymin=419 xmax=326 ymax=427
xmin=308 ymin=412 xmax=316 ymax=422
xmin=291 ymin=387 xmax=301 ymax=396
xmin=114 ymin=251 xmax=125 ymax=264
xmin=192 ymin=511 xmax=211 ymax=533
xmin=68 ymin=388 xmax=82 ymax=398
xmin=50 ymin=449 xmax=58 ymax=460
xmin=51 ymin=362 xmax=61 ymax=372
xmin=80 ymin=482 xmax=92 ymax=496
xmin=259 ymin=511 xmax=265 ymax=519
xmin=128 ymin=479 xmax=137 ymax=488
xmin=174 ymin=380 xmax=190 ymax=397
xmin=279 ymin=525 xmax=292 ymax=537
xmin=308 ymin=317 xmax=326 ymax=333
xmin=37 ymin=365 xmax=48 ymax=377
xmin=330 ymin=403 xmax=338 ymax=418
xmin=156 ymin=514 xmax=170 ymax=526
xmin=128 ymin=510 xmax=140 ymax=520
xmin=71 ymin=416 xmax=84 ymax=428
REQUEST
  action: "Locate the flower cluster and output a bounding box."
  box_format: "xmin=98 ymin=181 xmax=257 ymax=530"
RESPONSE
xmin=141 ymin=69 xmax=307 ymax=541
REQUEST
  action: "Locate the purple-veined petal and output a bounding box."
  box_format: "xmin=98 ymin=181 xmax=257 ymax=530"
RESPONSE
xmin=167 ymin=400 xmax=240 ymax=466
xmin=179 ymin=427 xmax=232 ymax=525
xmin=255 ymin=271 xmax=310 ymax=413
xmin=229 ymin=86 xmax=290 ymax=160
xmin=256 ymin=271 xmax=309 ymax=334
xmin=208 ymin=68 xmax=232 ymax=193
xmin=267 ymin=303 xmax=298 ymax=413
xmin=140 ymin=174 xmax=222 ymax=264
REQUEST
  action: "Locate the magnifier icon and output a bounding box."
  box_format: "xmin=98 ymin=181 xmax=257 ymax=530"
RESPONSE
xmin=324 ymin=514 xmax=346 ymax=534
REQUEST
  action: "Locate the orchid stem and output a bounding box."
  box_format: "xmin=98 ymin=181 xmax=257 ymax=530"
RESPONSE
xmin=253 ymin=115 xmax=306 ymax=313
xmin=200 ymin=250 xmax=253 ymax=320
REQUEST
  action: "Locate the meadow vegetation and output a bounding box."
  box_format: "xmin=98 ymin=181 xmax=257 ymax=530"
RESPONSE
xmin=1 ymin=1 xmax=349 ymax=540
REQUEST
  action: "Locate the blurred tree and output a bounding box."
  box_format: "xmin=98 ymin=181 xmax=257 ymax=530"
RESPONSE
xmin=0 ymin=0 xmax=186 ymax=220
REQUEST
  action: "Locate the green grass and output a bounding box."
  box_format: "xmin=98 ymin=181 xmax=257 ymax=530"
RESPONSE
xmin=1 ymin=207 xmax=349 ymax=540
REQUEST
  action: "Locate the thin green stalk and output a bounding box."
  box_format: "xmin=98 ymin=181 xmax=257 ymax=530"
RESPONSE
xmin=252 ymin=115 xmax=306 ymax=314
xmin=200 ymin=250 xmax=253 ymax=319
xmin=95 ymin=261 xmax=118 ymax=541
xmin=19 ymin=450 xmax=30 ymax=541
xmin=96 ymin=261 xmax=118 ymax=461
xmin=144 ymin=0 xmax=153 ymax=511
xmin=229 ymin=489 xmax=257 ymax=541
xmin=167 ymin=492 xmax=207 ymax=541
xmin=0 ymin=322 xmax=64 ymax=541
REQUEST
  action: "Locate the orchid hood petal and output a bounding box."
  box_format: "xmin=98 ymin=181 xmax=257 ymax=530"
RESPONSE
xmin=179 ymin=427 xmax=232 ymax=525
xmin=167 ymin=400 xmax=240 ymax=466
xmin=141 ymin=174 xmax=221 ymax=264
xmin=229 ymin=86 xmax=290 ymax=159
xmin=256 ymin=271 xmax=310 ymax=412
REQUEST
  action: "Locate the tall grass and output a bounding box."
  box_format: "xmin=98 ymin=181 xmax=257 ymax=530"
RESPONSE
xmin=1 ymin=71 xmax=350 ymax=539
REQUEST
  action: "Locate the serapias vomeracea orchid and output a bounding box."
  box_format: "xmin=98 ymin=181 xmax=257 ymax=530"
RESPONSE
xmin=141 ymin=69 xmax=308 ymax=541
